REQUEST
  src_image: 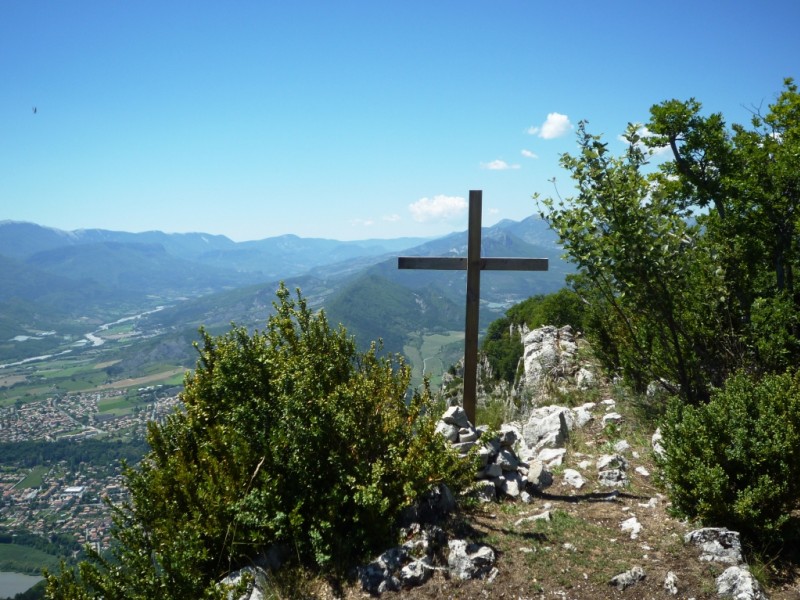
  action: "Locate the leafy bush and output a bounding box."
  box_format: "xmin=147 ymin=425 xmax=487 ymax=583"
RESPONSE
xmin=46 ymin=284 xmax=473 ymax=599
xmin=659 ymin=369 xmax=800 ymax=543
xmin=506 ymin=287 xmax=585 ymax=332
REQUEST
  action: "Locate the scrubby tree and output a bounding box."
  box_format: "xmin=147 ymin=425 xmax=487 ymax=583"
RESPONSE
xmin=45 ymin=284 xmax=472 ymax=599
xmin=540 ymin=79 xmax=800 ymax=403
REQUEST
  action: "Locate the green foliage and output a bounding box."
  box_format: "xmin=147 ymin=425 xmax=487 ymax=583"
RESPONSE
xmin=481 ymin=317 xmax=522 ymax=383
xmin=540 ymin=79 xmax=800 ymax=403
xmin=659 ymin=369 xmax=800 ymax=543
xmin=0 ymin=439 xmax=149 ymax=471
xmin=45 ymin=284 xmax=472 ymax=599
xmin=506 ymin=288 xmax=585 ymax=332
xmin=0 ymin=541 xmax=62 ymax=575
xmin=475 ymin=399 xmax=509 ymax=429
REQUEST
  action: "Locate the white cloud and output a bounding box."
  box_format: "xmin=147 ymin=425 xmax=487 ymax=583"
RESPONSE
xmin=528 ymin=112 xmax=573 ymax=139
xmin=351 ymin=218 xmax=375 ymax=227
xmin=382 ymin=214 xmax=401 ymax=222
xmin=409 ymin=195 xmax=467 ymax=222
xmin=618 ymin=125 xmax=671 ymax=157
xmin=521 ymin=149 xmax=538 ymax=159
xmin=481 ymin=159 xmax=521 ymax=170
xmin=488 ymin=208 xmax=500 ymax=216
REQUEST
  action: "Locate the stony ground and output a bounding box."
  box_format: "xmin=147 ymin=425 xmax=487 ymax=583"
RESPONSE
xmin=296 ymin=390 xmax=800 ymax=600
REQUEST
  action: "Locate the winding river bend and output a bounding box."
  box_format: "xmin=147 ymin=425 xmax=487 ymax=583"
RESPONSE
xmin=1 ymin=306 xmax=164 ymax=370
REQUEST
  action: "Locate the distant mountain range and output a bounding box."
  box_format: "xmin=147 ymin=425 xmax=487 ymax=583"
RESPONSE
xmin=0 ymin=220 xmax=430 ymax=279
xmin=0 ymin=217 xmax=572 ymax=365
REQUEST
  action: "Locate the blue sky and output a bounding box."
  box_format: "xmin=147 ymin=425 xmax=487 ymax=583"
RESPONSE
xmin=2 ymin=1 xmax=798 ymax=242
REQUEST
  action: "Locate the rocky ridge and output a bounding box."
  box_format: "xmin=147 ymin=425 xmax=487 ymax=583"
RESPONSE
xmin=222 ymin=326 xmax=794 ymax=599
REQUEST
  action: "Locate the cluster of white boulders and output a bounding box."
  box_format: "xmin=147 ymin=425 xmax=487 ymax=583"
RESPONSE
xmin=222 ymin=323 xmax=767 ymax=599
xmin=621 ymin=528 xmax=767 ymax=599
xmin=685 ymin=528 xmax=767 ymax=599
xmin=357 ymin=522 xmax=498 ymax=595
xmin=436 ymin=399 xmax=629 ymax=505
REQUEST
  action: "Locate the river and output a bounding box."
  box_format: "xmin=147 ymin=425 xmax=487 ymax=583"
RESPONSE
xmin=0 ymin=571 xmax=42 ymax=598
xmin=0 ymin=305 xmax=166 ymax=369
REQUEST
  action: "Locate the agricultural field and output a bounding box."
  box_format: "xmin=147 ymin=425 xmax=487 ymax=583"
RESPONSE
xmin=0 ymin=543 xmax=61 ymax=574
xmin=0 ymin=349 xmax=187 ymax=409
xmin=404 ymin=330 xmax=464 ymax=390
xmin=17 ymin=465 xmax=49 ymax=489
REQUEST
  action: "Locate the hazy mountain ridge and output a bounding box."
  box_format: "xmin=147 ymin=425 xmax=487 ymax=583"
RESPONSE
xmin=0 ymin=217 xmax=571 ymax=366
xmin=0 ymin=221 xmax=430 ymax=279
xmin=26 ymin=241 xmax=257 ymax=294
xmin=138 ymin=223 xmax=571 ymax=360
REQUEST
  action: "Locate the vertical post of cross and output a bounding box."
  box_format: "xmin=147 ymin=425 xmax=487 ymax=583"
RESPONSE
xmin=463 ymin=190 xmax=483 ymax=425
xmin=398 ymin=190 xmax=548 ymax=426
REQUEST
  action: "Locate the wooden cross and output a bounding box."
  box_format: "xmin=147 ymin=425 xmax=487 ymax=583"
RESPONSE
xmin=398 ymin=190 xmax=548 ymax=425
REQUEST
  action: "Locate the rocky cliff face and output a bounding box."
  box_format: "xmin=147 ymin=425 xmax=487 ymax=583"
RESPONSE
xmin=439 ymin=325 xmax=601 ymax=419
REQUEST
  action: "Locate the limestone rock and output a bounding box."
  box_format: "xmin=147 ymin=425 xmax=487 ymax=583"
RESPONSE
xmin=435 ymin=420 xmax=459 ymax=443
xmin=358 ymin=547 xmax=409 ymax=594
xmin=497 ymin=471 xmax=524 ymax=499
xmin=598 ymin=469 xmax=628 ymax=487
xmin=447 ymin=539 xmax=496 ymax=580
xmin=597 ymin=454 xmax=628 ymax=471
xmin=480 ymin=463 xmax=502 ymax=479
xmin=620 ymin=516 xmax=642 ymax=539
xmin=663 ymin=570 xmax=679 ymax=595
xmin=563 ymin=468 xmax=585 ymax=489
xmin=222 ymin=566 xmax=268 ymax=600
xmin=495 ymin=448 xmax=520 ymax=471
xmin=458 ymin=426 xmax=480 ymax=443
xmin=685 ymin=528 xmax=744 ymax=565
xmin=613 ymin=439 xmax=631 ymax=454
xmin=526 ymin=459 xmax=553 ymax=491
xmin=572 ymin=405 xmax=594 ymax=428
xmin=602 ymin=412 xmax=623 ymax=426
xmin=523 ymin=405 xmax=571 ymax=451
xmin=471 ymin=480 xmax=497 ymax=503
xmin=537 ymin=447 xmax=567 ymax=467
xmin=514 ymin=510 xmax=551 ymax=526
xmin=442 ymin=406 xmax=470 ymax=429
xmin=498 ymin=424 xmax=520 ymax=447
xmin=399 ymin=557 xmax=434 ymax=588
xmin=716 ymin=566 xmax=767 ymax=600
xmin=575 ymin=367 xmax=596 ymax=389
xmin=652 ymin=427 xmax=666 ymax=459
xmin=609 ymin=565 xmax=645 ymax=591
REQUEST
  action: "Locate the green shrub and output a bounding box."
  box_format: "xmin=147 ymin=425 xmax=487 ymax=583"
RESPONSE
xmin=46 ymin=284 xmax=473 ymax=599
xmin=506 ymin=287 xmax=585 ymax=332
xmin=659 ymin=369 xmax=800 ymax=544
